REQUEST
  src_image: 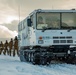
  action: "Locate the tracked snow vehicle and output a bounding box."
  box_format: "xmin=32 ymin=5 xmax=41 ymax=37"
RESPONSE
xmin=18 ymin=9 xmax=76 ymax=65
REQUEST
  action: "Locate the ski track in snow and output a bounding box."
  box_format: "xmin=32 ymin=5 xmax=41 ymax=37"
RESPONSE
xmin=0 ymin=55 xmax=76 ymax=75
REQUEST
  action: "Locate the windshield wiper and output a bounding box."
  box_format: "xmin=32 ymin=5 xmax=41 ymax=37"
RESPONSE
xmin=42 ymin=27 xmax=52 ymax=32
xmin=67 ymin=27 xmax=73 ymax=32
xmin=64 ymin=26 xmax=76 ymax=32
xmin=47 ymin=27 xmax=52 ymax=29
xmin=42 ymin=27 xmax=47 ymax=32
xmin=61 ymin=26 xmax=73 ymax=32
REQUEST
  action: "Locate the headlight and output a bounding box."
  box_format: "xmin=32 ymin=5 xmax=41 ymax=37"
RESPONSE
xmin=38 ymin=40 xmax=43 ymax=44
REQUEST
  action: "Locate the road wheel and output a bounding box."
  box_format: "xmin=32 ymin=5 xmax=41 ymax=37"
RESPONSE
xmin=71 ymin=57 xmax=76 ymax=64
xmin=19 ymin=50 xmax=26 ymax=62
xmin=66 ymin=56 xmax=75 ymax=64
xmin=33 ymin=53 xmax=40 ymax=65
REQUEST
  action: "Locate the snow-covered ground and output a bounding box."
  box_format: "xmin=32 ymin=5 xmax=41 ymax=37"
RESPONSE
xmin=0 ymin=55 xmax=76 ymax=75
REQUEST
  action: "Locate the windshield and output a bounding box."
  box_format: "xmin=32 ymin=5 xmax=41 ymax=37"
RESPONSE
xmin=37 ymin=13 xmax=60 ymax=29
xmin=62 ymin=13 xmax=76 ymax=29
xmin=36 ymin=12 xmax=76 ymax=29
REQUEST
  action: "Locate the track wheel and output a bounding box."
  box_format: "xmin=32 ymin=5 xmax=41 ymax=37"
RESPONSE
xmin=71 ymin=57 xmax=76 ymax=64
xmin=66 ymin=56 xmax=75 ymax=64
xmin=33 ymin=53 xmax=40 ymax=65
xmin=40 ymin=56 xmax=47 ymax=65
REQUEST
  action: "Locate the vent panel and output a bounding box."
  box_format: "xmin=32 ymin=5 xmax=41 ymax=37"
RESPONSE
xmin=60 ymin=40 xmax=66 ymax=43
xmin=53 ymin=36 xmax=73 ymax=43
xmin=53 ymin=40 xmax=59 ymax=43
xmin=67 ymin=40 xmax=73 ymax=43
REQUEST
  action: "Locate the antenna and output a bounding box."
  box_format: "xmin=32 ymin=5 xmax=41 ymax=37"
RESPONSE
xmin=18 ymin=2 xmax=20 ymax=23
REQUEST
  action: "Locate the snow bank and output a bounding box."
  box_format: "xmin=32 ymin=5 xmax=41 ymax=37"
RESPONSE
xmin=0 ymin=55 xmax=76 ymax=75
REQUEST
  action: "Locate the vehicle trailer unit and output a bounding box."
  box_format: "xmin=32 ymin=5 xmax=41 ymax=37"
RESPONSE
xmin=18 ymin=9 xmax=76 ymax=65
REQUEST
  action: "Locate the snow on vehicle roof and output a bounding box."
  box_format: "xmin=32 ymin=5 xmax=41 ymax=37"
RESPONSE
xmin=29 ymin=9 xmax=76 ymax=16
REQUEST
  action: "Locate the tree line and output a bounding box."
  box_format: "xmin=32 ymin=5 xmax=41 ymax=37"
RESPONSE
xmin=0 ymin=36 xmax=18 ymax=56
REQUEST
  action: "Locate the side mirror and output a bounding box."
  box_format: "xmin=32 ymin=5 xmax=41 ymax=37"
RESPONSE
xmin=27 ymin=18 xmax=32 ymax=27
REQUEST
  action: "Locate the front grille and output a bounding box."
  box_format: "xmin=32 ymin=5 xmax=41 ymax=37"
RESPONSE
xmin=53 ymin=36 xmax=73 ymax=44
xmin=53 ymin=40 xmax=59 ymax=43
xmin=60 ymin=40 xmax=66 ymax=43
xmin=67 ymin=40 xmax=73 ymax=43
xmin=60 ymin=37 xmax=65 ymax=39
xmin=53 ymin=37 xmax=59 ymax=39
xmin=66 ymin=36 xmax=72 ymax=39
xmin=53 ymin=36 xmax=72 ymax=39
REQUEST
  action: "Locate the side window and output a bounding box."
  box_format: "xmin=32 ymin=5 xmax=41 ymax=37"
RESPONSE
xmin=20 ymin=23 xmax=22 ymax=31
xmin=18 ymin=21 xmax=26 ymax=31
xmin=23 ymin=22 xmax=24 ymax=29
xmin=23 ymin=21 xmax=25 ymax=29
xmin=24 ymin=20 xmax=26 ymax=28
xmin=21 ymin=22 xmax=23 ymax=30
xmin=18 ymin=25 xmax=20 ymax=31
xmin=30 ymin=15 xmax=33 ymax=26
xmin=20 ymin=22 xmax=22 ymax=31
xmin=22 ymin=22 xmax=23 ymax=30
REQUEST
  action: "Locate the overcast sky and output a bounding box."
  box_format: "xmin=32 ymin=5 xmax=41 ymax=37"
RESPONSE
xmin=0 ymin=0 xmax=76 ymax=42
